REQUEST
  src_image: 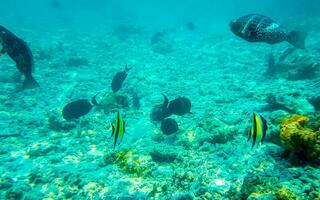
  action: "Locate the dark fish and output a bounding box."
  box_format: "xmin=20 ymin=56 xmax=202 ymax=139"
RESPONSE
xmin=62 ymin=99 xmax=93 ymax=120
xmin=111 ymin=65 xmax=130 ymax=93
xmin=185 ymin=22 xmax=195 ymax=31
xmin=111 ymin=112 xmax=125 ymax=148
xmin=230 ymin=14 xmax=307 ymax=49
xmin=50 ymin=0 xmax=61 ymax=8
xmin=308 ymin=96 xmax=320 ymax=111
xmin=168 ymin=96 xmax=192 ymax=116
xmin=247 ymin=113 xmax=268 ymax=149
xmin=150 ymin=31 xmax=166 ymax=45
xmin=161 ymin=118 xmax=179 ymax=135
xmin=150 ymin=94 xmax=172 ymax=122
xmin=0 ymin=25 xmax=40 ymax=89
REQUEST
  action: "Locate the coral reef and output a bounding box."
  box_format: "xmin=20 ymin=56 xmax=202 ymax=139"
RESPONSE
xmin=263 ymin=93 xmax=314 ymax=114
xmin=149 ymin=144 xmax=181 ymax=163
xmin=280 ymin=115 xmax=320 ymax=161
xmin=197 ymin=113 xmax=237 ymax=145
xmin=104 ymin=149 xmax=150 ymax=178
xmin=97 ymin=92 xmax=129 ymax=113
xmin=276 ymin=186 xmax=299 ymax=200
xmin=270 ymin=48 xmax=320 ymax=80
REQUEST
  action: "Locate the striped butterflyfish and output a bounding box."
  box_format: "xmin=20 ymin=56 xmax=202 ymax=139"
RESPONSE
xmin=111 ymin=112 xmax=125 ymax=148
xmin=248 ymin=113 xmax=267 ymax=149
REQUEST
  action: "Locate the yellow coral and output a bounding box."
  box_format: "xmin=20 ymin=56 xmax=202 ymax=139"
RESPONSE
xmin=280 ymin=115 xmax=320 ymax=160
xmin=276 ymin=187 xmax=299 ymax=200
xmin=109 ymin=149 xmax=150 ymax=178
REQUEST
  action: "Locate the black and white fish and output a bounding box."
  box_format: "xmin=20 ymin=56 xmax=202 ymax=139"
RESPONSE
xmin=247 ymin=113 xmax=268 ymax=149
xmin=0 ymin=25 xmax=40 ymax=89
xmin=230 ymin=14 xmax=307 ymax=49
xmin=111 ymin=112 xmax=125 ymax=148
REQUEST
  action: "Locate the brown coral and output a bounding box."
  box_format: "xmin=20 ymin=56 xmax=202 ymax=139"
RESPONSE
xmin=280 ymin=115 xmax=320 ymax=161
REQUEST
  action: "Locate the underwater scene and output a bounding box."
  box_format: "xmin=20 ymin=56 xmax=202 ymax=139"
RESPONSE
xmin=0 ymin=0 xmax=320 ymax=199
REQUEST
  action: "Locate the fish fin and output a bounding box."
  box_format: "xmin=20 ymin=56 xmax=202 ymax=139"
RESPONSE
xmin=260 ymin=115 xmax=268 ymax=144
xmin=161 ymin=94 xmax=169 ymax=108
xmin=247 ymin=128 xmax=252 ymax=142
xmin=111 ymin=124 xmax=115 ymax=137
xmin=125 ymin=64 xmax=131 ymax=72
xmin=123 ymin=121 xmax=126 ymax=133
xmin=288 ymin=31 xmax=307 ymax=49
xmin=114 ymin=131 xmax=118 ymax=148
xmin=91 ymin=93 xmax=100 ymax=106
xmin=23 ymin=76 xmax=40 ymax=90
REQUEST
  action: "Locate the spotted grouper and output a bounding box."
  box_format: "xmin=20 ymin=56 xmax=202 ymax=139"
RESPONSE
xmin=230 ymin=14 xmax=307 ymax=49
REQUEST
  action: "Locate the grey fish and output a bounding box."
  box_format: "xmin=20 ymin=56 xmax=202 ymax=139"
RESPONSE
xmin=62 ymin=95 xmax=98 ymax=120
xmin=230 ymin=14 xmax=307 ymax=49
xmin=62 ymin=99 xmax=93 ymax=120
xmin=111 ymin=65 xmax=130 ymax=93
xmin=0 ymin=25 xmax=39 ymax=89
xmin=168 ymin=96 xmax=192 ymax=116
xmin=161 ymin=118 xmax=179 ymax=135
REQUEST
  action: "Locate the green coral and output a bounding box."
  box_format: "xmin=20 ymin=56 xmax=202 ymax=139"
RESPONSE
xmin=279 ymin=115 xmax=320 ymax=161
xmin=276 ymin=186 xmax=299 ymax=200
xmin=104 ymin=149 xmax=150 ymax=178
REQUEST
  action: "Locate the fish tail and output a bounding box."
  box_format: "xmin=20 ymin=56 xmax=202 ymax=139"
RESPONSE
xmin=287 ymin=31 xmax=307 ymax=49
xmin=125 ymin=64 xmax=131 ymax=72
xmin=23 ymin=75 xmax=40 ymax=90
xmin=91 ymin=93 xmax=99 ymax=106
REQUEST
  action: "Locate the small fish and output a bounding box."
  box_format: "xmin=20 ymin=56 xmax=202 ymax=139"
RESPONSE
xmin=168 ymin=96 xmax=192 ymax=116
xmin=111 ymin=112 xmax=126 ymax=148
xmin=0 ymin=25 xmax=40 ymax=89
xmin=230 ymin=14 xmax=307 ymax=49
xmin=247 ymin=113 xmax=268 ymax=149
xmin=111 ymin=65 xmax=131 ymax=93
xmin=62 ymin=99 xmax=93 ymax=120
xmin=185 ymin=22 xmax=195 ymax=31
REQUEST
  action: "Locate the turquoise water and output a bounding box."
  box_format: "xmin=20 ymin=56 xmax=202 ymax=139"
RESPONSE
xmin=0 ymin=1 xmax=319 ymax=199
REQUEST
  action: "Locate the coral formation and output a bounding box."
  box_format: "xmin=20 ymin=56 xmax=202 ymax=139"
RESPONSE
xmin=276 ymin=186 xmax=299 ymax=200
xmin=150 ymin=145 xmax=179 ymax=163
xmin=197 ymin=113 xmax=237 ymax=145
xmin=279 ymin=115 xmax=320 ymax=161
xmin=104 ymin=149 xmax=150 ymax=178
xmin=270 ymin=48 xmax=320 ymax=80
xmin=98 ymin=93 xmax=129 ymax=113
